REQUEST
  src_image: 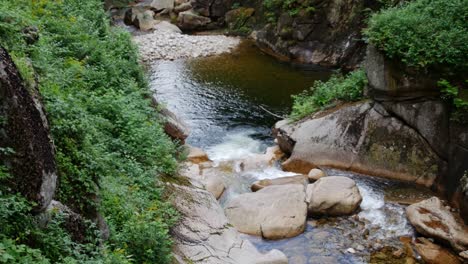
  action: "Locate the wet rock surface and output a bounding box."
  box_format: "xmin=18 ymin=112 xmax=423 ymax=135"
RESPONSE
xmin=250 ymin=174 xmax=308 ymax=192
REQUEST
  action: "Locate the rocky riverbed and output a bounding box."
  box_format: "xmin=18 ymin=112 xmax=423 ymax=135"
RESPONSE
xmin=132 ymin=21 xmax=240 ymax=62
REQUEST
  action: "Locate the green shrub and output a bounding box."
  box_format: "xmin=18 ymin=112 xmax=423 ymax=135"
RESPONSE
xmin=0 ymin=0 xmax=179 ymax=263
xmin=263 ymin=0 xmax=314 ymax=22
xmin=439 ymin=79 xmax=468 ymax=124
xmin=290 ymin=70 xmax=368 ymax=120
xmin=365 ymin=0 xmax=468 ymax=72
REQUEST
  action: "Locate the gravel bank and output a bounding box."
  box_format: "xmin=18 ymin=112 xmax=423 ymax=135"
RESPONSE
xmin=133 ymin=22 xmax=240 ymax=61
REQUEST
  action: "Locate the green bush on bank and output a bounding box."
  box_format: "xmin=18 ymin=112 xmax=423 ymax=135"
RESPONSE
xmin=290 ymin=70 xmax=368 ymax=120
xmin=0 ymin=0 xmax=179 ymax=263
xmin=365 ymin=0 xmax=468 ymax=72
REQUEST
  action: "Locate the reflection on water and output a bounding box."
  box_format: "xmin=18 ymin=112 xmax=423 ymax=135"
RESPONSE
xmin=149 ymin=40 xmax=330 ymax=147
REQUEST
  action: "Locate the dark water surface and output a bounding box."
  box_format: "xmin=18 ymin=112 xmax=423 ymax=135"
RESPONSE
xmin=150 ymin=40 xmax=330 ymax=147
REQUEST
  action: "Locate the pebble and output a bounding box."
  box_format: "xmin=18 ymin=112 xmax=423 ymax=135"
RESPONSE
xmin=346 ymin=248 xmax=356 ymax=254
xmin=133 ymin=27 xmax=240 ymax=61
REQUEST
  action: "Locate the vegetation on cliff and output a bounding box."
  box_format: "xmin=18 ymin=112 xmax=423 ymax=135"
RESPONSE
xmin=290 ymin=70 xmax=368 ymax=120
xmin=365 ymin=0 xmax=467 ymax=123
xmin=0 ymin=0 xmax=179 ymax=263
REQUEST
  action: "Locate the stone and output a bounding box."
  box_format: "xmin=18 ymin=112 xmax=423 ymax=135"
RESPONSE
xmin=170 ymin=184 xmax=288 ymax=264
xmin=0 ymin=47 xmax=57 ymax=213
xmin=153 ymin=20 xmax=182 ymax=33
xmin=308 ymin=168 xmax=326 ymax=181
xmin=274 ymin=102 xmax=441 ymax=187
xmin=413 ymin=238 xmax=461 ymax=264
xmin=174 ymin=2 xmax=191 ymax=13
xmin=158 ymin=105 xmax=189 ymax=143
xmin=149 ymin=0 xmax=174 ymax=10
xmin=186 ymin=145 xmax=210 ymax=163
xmin=177 ymin=10 xmax=211 ymax=30
xmin=204 ymin=174 xmax=225 ymax=199
xmin=124 ymin=8 xmax=157 ymax=31
xmin=306 ymin=176 xmax=362 ymax=216
xmin=251 ymin=174 xmax=308 ymax=192
xmin=406 ymin=197 xmax=468 ymax=252
xmin=225 ymin=184 xmax=307 ymax=239
xmin=460 ymin=250 xmax=468 ymax=260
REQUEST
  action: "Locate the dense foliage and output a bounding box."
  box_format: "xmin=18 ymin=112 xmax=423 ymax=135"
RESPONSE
xmin=365 ymin=0 xmax=468 ymax=72
xmin=290 ymin=70 xmax=368 ymax=120
xmin=0 ymin=0 xmax=179 ymax=263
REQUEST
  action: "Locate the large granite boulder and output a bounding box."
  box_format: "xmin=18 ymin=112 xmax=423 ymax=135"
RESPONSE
xmin=225 ymin=184 xmax=307 ymax=239
xmin=124 ymin=7 xmax=157 ymax=31
xmin=306 ymin=176 xmax=362 ymax=216
xmin=275 ymin=101 xmax=441 ymax=187
xmin=0 ymin=47 xmax=57 ymax=213
xmin=191 ymin=0 xmax=235 ymax=18
xmin=170 ymin=184 xmax=288 ymax=264
xmin=406 ymin=197 xmax=468 ymax=252
xmin=177 ymin=10 xmax=211 ymax=30
xmin=251 ymin=174 xmax=308 ymax=192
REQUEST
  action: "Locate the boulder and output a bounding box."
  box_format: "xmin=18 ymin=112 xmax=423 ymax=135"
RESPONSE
xmin=170 ymin=184 xmax=288 ymax=264
xmin=225 ymin=184 xmax=307 ymax=239
xmin=191 ymin=0 xmax=235 ymax=18
xmin=205 ymin=174 xmax=225 ymax=199
xmin=0 ymin=47 xmax=57 ymax=213
xmin=275 ymin=102 xmax=441 ymax=187
xmin=308 ymin=168 xmax=326 ymax=182
xmin=186 ymin=145 xmax=210 ymax=163
xmin=148 ymin=0 xmax=174 ymax=10
xmin=124 ymin=8 xmax=157 ymax=31
xmin=153 ymin=20 xmax=182 ymax=33
xmin=406 ymin=197 xmax=468 ymax=252
xmin=158 ymin=105 xmax=189 ymax=143
xmin=174 ymin=2 xmax=192 ymax=13
xmin=413 ymin=238 xmax=461 ymax=264
xmin=251 ymin=174 xmax=308 ymax=192
xmin=306 ymin=176 xmax=362 ymax=216
xmin=177 ymin=10 xmax=211 ymax=30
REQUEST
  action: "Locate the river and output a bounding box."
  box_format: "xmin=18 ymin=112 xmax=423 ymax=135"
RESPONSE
xmin=149 ymin=40 xmax=435 ymax=263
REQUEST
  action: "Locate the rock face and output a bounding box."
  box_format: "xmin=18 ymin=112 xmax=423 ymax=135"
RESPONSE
xmin=254 ymin=0 xmax=377 ymax=69
xmin=306 ymin=176 xmax=362 ymax=216
xmin=0 ymin=47 xmax=57 ymax=213
xmin=225 ymin=184 xmax=307 ymax=239
xmin=275 ymin=101 xmax=441 ymax=187
xmin=406 ymin=197 xmax=468 ymax=252
xmin=170 ymin=184 xmax=288 ymax=264
xmin=251 ymin=174 xmax=308 ymax=192
xmin=157 ymin=105 xmax=190 ymax=143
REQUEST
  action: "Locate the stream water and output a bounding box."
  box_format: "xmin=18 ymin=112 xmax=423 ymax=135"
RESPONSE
xmin=150 ymin=41 xmax=435 ymax=263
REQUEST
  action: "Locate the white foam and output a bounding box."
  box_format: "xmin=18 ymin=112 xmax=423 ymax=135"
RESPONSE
xmin=206 ymin=130 xmax=264 ymax=161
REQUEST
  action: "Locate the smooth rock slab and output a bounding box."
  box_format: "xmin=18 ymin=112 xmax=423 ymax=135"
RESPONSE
xmin=251 ymin=174 xmax=308 ymax=192
xmin=308 ymin=168 xmax=326 ymax=182
xmin=413 ymin=238 xmax=461 ymax=264
xmin=406 ymin=197 xmax=468 ymax=252
xmin=306 ymin=176 xmax=362 ymax=216
xmin=225 ymin=184 xmax=307 ymax=239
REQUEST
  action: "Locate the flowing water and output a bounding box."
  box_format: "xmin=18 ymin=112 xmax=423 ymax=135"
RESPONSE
xmin=149 ymin=40 xmax=435 ymax=263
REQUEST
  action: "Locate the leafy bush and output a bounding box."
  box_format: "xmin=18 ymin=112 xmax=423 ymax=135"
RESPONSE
xmin=291 ymin=70 xmax=368 ymax=120
xmin=365 ymin=0 xmax=468 ymax=72
xmin=0 ymin=0 xmax=179 ymax=263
